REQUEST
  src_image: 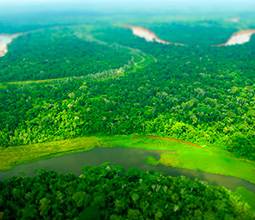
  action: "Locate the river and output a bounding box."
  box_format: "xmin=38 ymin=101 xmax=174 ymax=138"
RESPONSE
xmin=0 ymin=147 xmax=254 ymax=193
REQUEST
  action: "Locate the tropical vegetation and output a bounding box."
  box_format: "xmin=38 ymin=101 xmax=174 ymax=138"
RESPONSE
xmin=0 ymin=164 xmax=253 ymax=220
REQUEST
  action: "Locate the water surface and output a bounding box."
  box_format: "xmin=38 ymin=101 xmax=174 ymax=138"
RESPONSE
xmin=0 ymin=147 xmax=254 ymax=193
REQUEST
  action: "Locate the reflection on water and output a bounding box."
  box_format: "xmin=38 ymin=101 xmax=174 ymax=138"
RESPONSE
xmin=0 ymin=147 xmax=254 ymax=193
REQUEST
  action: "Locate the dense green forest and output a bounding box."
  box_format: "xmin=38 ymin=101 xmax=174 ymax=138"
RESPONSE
xmin=1 ymin=4 xmax=255 ymax=219
xmin=0 ymin=164 xmax=253 ymax=219
xmin=1 ymin=24 xmax=255 ymax=161
xmin=0 ymin=29 xmax=132 ymax=82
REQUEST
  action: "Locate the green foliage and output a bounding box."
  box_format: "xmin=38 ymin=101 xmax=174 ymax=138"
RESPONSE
xmin=227 ymin=135 xmax=255 ymax=161
xmin=72 ymin=191 xmax=88 ymax=207
xmin=0 ymin=164 xmax=253 ymax=219
xmin=0 ymin=29 xmax=131 ymax=82
xmin=149 ymin=22 xmax=236 ymax=46
xmin=1 ymin=17 xmax=255 ymax=162
xmin=146 ymin=156 xmax=159 ymax=166
xmin=234 ymin=187 xmax=255 ymax=210
xmin=78 ymin=207 xmax=101 ymax=220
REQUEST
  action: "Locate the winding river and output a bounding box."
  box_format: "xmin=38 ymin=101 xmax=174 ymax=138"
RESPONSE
xmin=0 ymin=147 xmax=254 ymax=193
xmin=124 ymin=25 xmax=255 ymax=47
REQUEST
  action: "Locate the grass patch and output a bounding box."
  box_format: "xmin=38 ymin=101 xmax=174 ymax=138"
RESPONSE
xmin=102 ymin=136 xmax=255 ymax=184
xmin=156 ymin=151 xmax=255 ymax=184
xmin=1 ymin=134 xmax=254 ymax=185
xmin=146 ymin=156 xmax=159 ymax=166
xmin=0 ymin=136 xmax=101 ymax=171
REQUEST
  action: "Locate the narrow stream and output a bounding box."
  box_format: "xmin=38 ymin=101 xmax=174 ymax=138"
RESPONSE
xmin=0 ymin=147 xmax=254 ymax=193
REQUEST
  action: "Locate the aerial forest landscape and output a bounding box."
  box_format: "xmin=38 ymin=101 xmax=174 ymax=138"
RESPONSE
xmin=0 ymin=0 xmax=255 ymax=219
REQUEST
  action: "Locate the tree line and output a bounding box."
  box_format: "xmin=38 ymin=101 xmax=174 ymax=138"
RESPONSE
xmin=0 ymin=163 xmax=253 ymax=219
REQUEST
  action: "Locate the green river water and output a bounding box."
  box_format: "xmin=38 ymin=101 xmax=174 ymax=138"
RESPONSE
xmin=0 ymin=147 xmax=254 ymax=193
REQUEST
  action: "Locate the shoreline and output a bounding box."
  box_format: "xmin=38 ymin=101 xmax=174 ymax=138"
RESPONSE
xmin=123 ymin=24 xmax=185 ymax=46
xmin=0 ymin=33 xmax=20 ymax=57
xmin=0 ymin=135 xmax=254 ymax=185
xmin=215 ymin=29 xmax=255 ymax=46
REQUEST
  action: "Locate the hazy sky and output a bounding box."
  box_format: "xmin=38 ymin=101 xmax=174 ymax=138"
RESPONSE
xmin=1 ymin=0 xmax=255 ymax=7
xmin=0 ymin=0 xmax=254 ymax=13
xmin=1 ymin=0 xmax=254 ymax=3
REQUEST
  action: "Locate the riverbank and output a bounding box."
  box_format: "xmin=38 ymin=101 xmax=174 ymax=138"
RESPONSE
xmin=0 ymin=136 xmax=101 ymax=171
xmin=123 ymin=25 xmax=185 ymax=46
xmin=1 ymin=135 xmax=254 ymax=185
xmin=216 ymin=29 xmax=255 ymax=46
xmin=0 ymin=34 xmax=19 ymax=57
xmin=103 ymin=136 xmax=255 ymax=184
xmin=1 ymin=162 xmax=253 ymax=219
xmin=1 ymin=141 xmax=255 ymax=211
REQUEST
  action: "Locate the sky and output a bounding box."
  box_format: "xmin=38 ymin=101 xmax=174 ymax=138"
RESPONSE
xmin=0 ymin=0 xmax=255 ymax=3
xmin=0 ymin=0 xmax=254 ymax=13
xmin=1 ymin=0 xmax=254 ymax=7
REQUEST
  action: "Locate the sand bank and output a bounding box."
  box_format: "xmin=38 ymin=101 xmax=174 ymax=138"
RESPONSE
xmin=0 ymin=34 xmax=19 ymax=57
xmin=216 ymin=29 xmax=255 ymax=46
xmin=125 ymin=25 xmax=185 ymax=46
